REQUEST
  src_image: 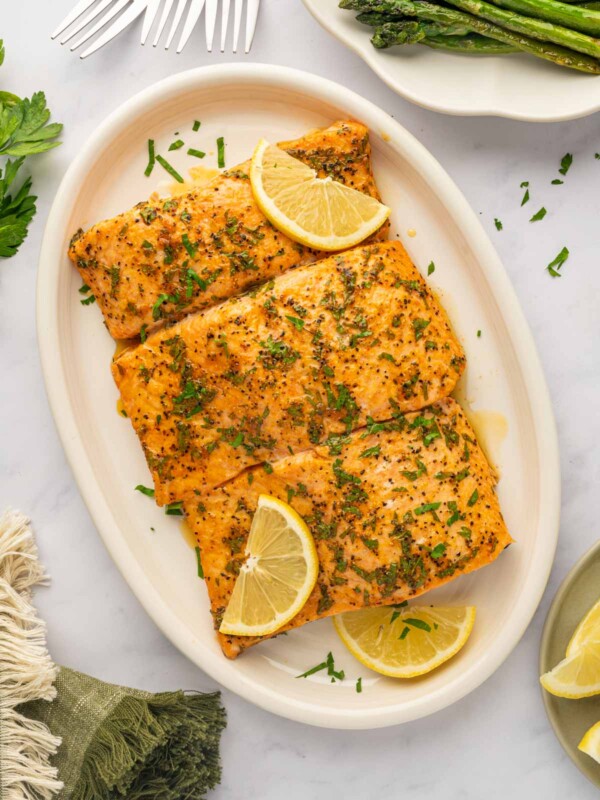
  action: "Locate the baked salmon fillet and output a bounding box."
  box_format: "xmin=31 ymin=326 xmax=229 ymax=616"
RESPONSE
xmin=183 ymin=398 xmax=512 ymax=659
xmin=69 ymin=120 xmax=388 ymax=340
xmin=113 ymin=241 xmax=466 ymax=504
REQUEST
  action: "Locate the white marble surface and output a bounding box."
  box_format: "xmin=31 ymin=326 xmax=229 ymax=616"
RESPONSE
xmin=1 ymin=2 xmax=599 ymax=797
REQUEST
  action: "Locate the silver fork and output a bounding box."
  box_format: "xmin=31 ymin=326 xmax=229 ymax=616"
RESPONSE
xmin=53 ymin=0 xmax=260 ymax=58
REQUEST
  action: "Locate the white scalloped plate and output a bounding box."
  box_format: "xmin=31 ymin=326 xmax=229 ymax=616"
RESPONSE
xmin=303 ymin=0 xmax=600 ymax=121
xmin=38 ymin=64 xmax=560 ymax=728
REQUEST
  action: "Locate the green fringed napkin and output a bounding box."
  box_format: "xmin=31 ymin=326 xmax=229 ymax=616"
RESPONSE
xmin=0 ymin=510 xmax=226 ymax=800
xmin=22 ymin=669 xmax=226 ymax=800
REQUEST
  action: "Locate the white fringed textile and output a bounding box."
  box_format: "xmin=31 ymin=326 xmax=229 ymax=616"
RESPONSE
xmin=0 ymin=510 xmax=63 ymax=800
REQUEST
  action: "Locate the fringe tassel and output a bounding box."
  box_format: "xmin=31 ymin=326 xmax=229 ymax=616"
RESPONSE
xmin=0 ymin=509 xmax=63 ymax=800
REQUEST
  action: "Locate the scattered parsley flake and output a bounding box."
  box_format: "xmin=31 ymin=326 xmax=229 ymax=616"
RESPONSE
xmin=156 ymin=154 xmax=184 ymax=183
xmin=477 ymin=329 xmax=481 ymax=338
xmin=217 ymin=136 xmax=226 ymax=168
xmin=192 ymin=120 xmax=201 ymax=132
xmin=135 ymin=484 xmax=155 ymax=498
xmin=399 ymin=626 xmax=410 ymax=640
xmin=427 ymin=261 xmax=435 ymax=276
xmin=521 ymin=187 xmax=530 ymax=206
xmin=494 ymin=218 xmax=503 ymax=231
xmin=467 ymin=489 xmax=479 ymax=507
xmin=530 ymin=207 xmax=547 ymax=222
xmin=195 ymin=546 xmax=204 ymax=578
xmin=405 ymin=618 xmax=432 ymax=632
xmin=144 ymin=139 xmax=155 ymax=177
xmin=430 ymin=542 xmax=447 ymax=560
xmin=285 ymin=315 xmax=305 ymax=331
xmin=356 ymin=677 xmax=362 ymax=693
xmin=80 ymin=294 xmax=95 ymax=306
xmin=559 ymin=153 xmax=573 ymax=176
xmin=168 ymin=139 xmax=184 ymax=151
xmin=551 ymin=179 xmax=563 ymax=185
xmin=187 ymin=148 xmax=205 ymax=159
xmin=546 ymin=246 xmax=569 ymax=278
xmin=165 ymin=501 xmax=184 ymax=516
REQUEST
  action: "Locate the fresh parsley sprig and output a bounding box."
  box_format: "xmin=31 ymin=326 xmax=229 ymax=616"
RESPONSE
xmin=0 ymin=41 xmax=62 ymax=259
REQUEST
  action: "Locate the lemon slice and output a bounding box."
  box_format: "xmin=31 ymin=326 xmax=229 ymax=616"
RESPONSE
xmin=333 ymin=605 xmax=476 ymax=678
xmin=567 ymin=597 xmax=600 ymax=657
xmin=250 ymin=139 xmax=390 ymax=251
xmin=579 ymin=721 xmax=600 ymax=764
xmin=219 ymin=495 xmax=318 ymax=637
xmin=540 ymin=643 xmax=600 ymax=699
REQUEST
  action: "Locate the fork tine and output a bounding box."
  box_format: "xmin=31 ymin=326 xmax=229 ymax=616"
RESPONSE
xmin=205 ymin=0 xmax=218 ymax=52
xmin=220 ymin=0 xmax=231 ymax=52
xmin=244 ymin=0 xmax=260 ymax=52
xmin=165 ymin=0 xmax=188 ymax=48
xmin=59 ymin=0 xmax=115 ymax=44
xmin=232 ymin=0 xmax=243 ymax=53
xmin=69 ymin=0 xmax=130 ymax=49
xmin=79 ymin=0 xmax=149 ymax=58
xmin=51 ymin=0 xmax=97 ymax=39
xmin=176 ymin=0 xmax=206 ymax=53
xmin=152 ymin=0 xmax=175 ymax=44
xmin=141 ymin=0 xmax=162 ymax=43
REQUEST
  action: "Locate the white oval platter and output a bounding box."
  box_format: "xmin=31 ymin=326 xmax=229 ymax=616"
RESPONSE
xmin=303 ymin=0 xmax=600 ymax=121
xmin=37 ymin=64 xmax=560 ymax=728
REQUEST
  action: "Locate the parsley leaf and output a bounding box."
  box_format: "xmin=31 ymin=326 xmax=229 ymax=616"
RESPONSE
xmin=494 ymin=218 xmax=503 ymax=231
xmin=0 ymin=47 xmax=62 ymax=258
xmin=546 ymin=246 xmax=569 ymax=278
xmin=558 ymin=153 xmax=573 ymax=176
xmin=530 ymin=207 xmax=547 ymax=222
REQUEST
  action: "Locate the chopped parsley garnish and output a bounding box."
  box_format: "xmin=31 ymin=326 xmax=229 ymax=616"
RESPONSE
xmin=217 ymin=136 xmax=226 ymax=168
xmin=187 ymin=148 xmax=205 ymax=159
xmin=399 ymin=626 xmax=410 ymax=640
xmin=195 ymin=546 xmax=204 ymax=578
xmin=165 ymin=501 xmax=184 ymax=516
xmin=430 ymin=542 xmax=447 ymax=560
xmin=379 ymin=352 xmax=396 ymax=363
xmin=551 ymin=179 xmax=563 ymax=185
xmin=156 ymin=154 xmax=184 ymax=183
xmin=168 ymin=139 xmax=184 ymax=151
xmin=412 ymin=318 xmax=430 ymax=341
xmin=192 ymin=120 xmax=201 ymax=132
xmin=296 ymin=651 xmax=345 ymax=682
xmin=405 ymin=618 xmax=432 ymax=632
xmin=79 ymin=283 xmax=91 ymax=294
xmin=520 ymin=182 xmax=530 ymax=206
xmin=285 ymin=315 xmax=305 ymax=331
xmin=596 ymin=153 xmax=600 ymax=160
xmin=80 ymin=294 xmax=95 ymax=306
xmin=546 ymin=246 xmax=569 ymax=278
xmin=356 ymin=677 xmax=362 ymax=693
xmin=135 ymin=484 xmax=155 ymax=498
xmin=152 ymin=293 xmax=170 ymax=320
xmin=182 ymin=233 xmax=197 ymax=258
xmin=494 ymin=218 xmax=503 ymax=231
xmin=414 ymin=501 xmax=441 ymax=517
xmin=359 ymin=445 xmax=380 ymax=459
xmin=467 ymin=489 xmax=479 ymax=507
xmin=140 ymin=324 xmax=148 ymax=343
xmin=427 ymin=261 xmax=435 ymax=276
xmin=477 ymin=329 xmax=481 ymax=338
xmin=144 ymin=139 xmax=155 ymax=177
xmin=558 ymin=153 xmax=573 ymax=176
xmin=530 ymin=207 xmax=547 ymax=222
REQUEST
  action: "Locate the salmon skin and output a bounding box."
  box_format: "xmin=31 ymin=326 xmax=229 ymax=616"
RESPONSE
xmin=182 ymin=398 xmax=512 ymax=659
xmin=69 ymin=121 xmax=388 ymax=340
xmin=113 ymin=241 xmax=466 ymax=505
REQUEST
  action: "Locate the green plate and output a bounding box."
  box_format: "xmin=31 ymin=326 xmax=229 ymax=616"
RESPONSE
xmin=540 ymin=540 xmax=600 ymax=789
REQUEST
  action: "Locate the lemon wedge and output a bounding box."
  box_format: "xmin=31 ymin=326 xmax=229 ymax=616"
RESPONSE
xmin=540 ymin=644 xmax=600 ymax=699
xmin=541 ymin=596 xmax=600 ymax=698
xmin=250 ymin=139 xmax=390 ymax=251
xmin=567 ymin=597 xmax=600 ymax=657
xmin=579 ymin=721 xmax=600 ymax=764
xmin=219 ymin=495 xmax=318 ymax=637
xmin=333 ymin=605 xmax=476 ymax=679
